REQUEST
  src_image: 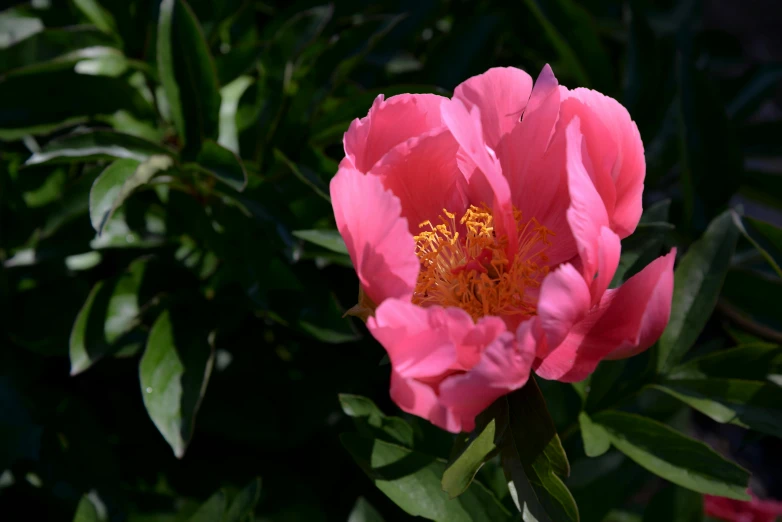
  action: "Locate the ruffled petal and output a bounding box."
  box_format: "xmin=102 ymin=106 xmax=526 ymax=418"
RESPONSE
xmin=330 ymin=167 xmax=419 ymax=305
xmin=389 ymin=370 xmax=462 ymax=433
xmin=441 ymin=97 xmax=518 ymax=255
xmin=560 ymin=88 xmax=645 ymax=238
xmin=453 ymin=67 xmax=533 ymax=150
xmin=369 ymin=298 xmax=518 ymax=433
xmin=438 ymin=322 xmax=536 ymax=432
xmin=343 ymin=93 xmax=447 ymax=173
xmin=370 ymin=129 xmax=469 ymax=233
xmin=536 ymin=263 xmax=591 ymax=352
xmin=535 ymin=250 xmax=676 ymax=382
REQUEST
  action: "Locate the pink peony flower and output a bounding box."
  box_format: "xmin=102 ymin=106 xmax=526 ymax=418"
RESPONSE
xmin=331 ymin=65 xmax=675 ymax=433
xmin=705 ymin=493 xmax=782 ymax=522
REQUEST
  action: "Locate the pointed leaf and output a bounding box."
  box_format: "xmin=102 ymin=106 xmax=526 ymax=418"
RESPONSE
xmin=733 ymin=212 xmax=782 ymax=279
xmin=223 ymin=478 xmax=262 ymax=522
xmin=592 ymin=411 xmax=750 ymax=499
xmin=73 ymin=0 xmax=118 ymax=37
xmin=293 ymin=229 xmax=348 ymax=255
xmin=69 ymin=258 xmax=149 ymax=375
xmin=26 ymin=130 xmax=174 ymax=166
xmin=89 ymin=155 xmax=173 ymax=234
xmin=72 ymin=496 xmax=101 ymax=522
xmin=654 ymin=379 xmax=782 ymax=438
xmin=341 ymin=433 xmax=513 ymax=521
xmin=578 ymin=413 xmax=610 ymax=458
xmin=140 ymin=309 xmax=214 ymax=458
xmin=502 ymin=378 xmax=578 ymax=522
xmin=657 ymin=211 xmax=739 ymax=372
xmin=339 ymin=394 xmax=413 ymax=447
xmin=157 ymin=0 xmax=220 ymax=156
xmin=193 ymin=139 xmax=247 ymax=191
xmin=669 ymin=343 xmax=782 ymax=380
xmin=189 ymin=490 xmax=225 ymax=522
xmin=442 ymin=402 xmax=506 ymax=498
xmin=348 ymin=497 xmax=385 ymax=522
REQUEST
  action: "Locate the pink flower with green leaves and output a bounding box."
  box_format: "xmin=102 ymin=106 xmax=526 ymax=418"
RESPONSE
xmin=331 ymin=65 xmax=675 ymax=433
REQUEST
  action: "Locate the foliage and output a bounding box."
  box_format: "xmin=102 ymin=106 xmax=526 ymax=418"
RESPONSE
xmin=1 ymin=0 xmax=781 ymax=521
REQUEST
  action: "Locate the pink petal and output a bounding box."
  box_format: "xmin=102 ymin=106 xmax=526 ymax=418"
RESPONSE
xmin=343 ymin=93 xmax=447 ymax=173
xmin=591 ymin=227 xmax=622 ymax=306
xmin=441 ymin=97 xmax=518 ymax=256
xmin=536 ymin=263 xmax=591 ymax=352
xmin=560 ymin=88 xmax=645 ymax=238
xmin=439 ymin=321 xmax=536 ymax=432
xmin=368 ymin=299 xmax=508 ymax=378
xmin=453 ymin=67 xmax=533 ymax=150
xmin=495 ymin=65 xmax=576 ymax=265
xmin=370 ymin=129 xmax=468 ymax=233
xmin=369 ymin=298 xmax=519 ymax=433
xmin=390 ymin=370 xmax=463 ymax=433
xmin=598 ymin=249 xmax=676 ymax=361
xmin=565 ymin=117 xmax=610 ymax=283
xmin=330 ymin=167 xmax=419 ymax=305
xmin=535 ymin=250 xmax=676 ymax=382
xmin=500 ymin=64 xmax=561 ymax=206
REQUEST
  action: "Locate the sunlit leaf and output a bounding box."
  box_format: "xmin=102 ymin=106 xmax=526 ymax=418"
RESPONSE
xmin=139 ymin=309 xmax=214 ymax=458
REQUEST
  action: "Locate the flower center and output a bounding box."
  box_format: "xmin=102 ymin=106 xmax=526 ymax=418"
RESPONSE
xmin=412 ymin=205 xmax=553 ymax=321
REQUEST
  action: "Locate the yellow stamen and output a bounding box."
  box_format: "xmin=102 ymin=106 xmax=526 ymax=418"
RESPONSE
xmin=412 ymin=205 xmax=553 ymax=321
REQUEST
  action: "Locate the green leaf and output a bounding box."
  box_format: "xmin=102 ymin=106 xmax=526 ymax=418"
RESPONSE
xmin=578 ymin=413 xmax=610 ymax=458
xmin=732 ymin=212 xmax=782 ymax=279
xmin=89 ymin=156 xmax=173 ymax=234
xmin=193 ymin=140 xmax=247 ymax=191
xmin=339 ymin=394 xmax=414 ymax=447
xmin=348 ymin=497 xmax=385 ymax=522
xmin=0 ymin=68 xmax=154 ymax=140
xmin=341 ymin=433 xmax=512 ymax=521
xmin=654 ymin=379 xmax=782 ymax=438
xmin=274 ymin=148 xmax=330 ymax=202
xmin=218 ymin=75 xmax=254 ymax=155
xmin=442 ymin=403 xmax=506 ymax=499
xmin=73 ymin=0 xmax=118 ymax=37
xmin=592 ymin=411 xmax=750 ymax=499
xmin=223 ymin=478 xmax=262 ymax=522
xmin=293 ymin=229 xmax=348 ymax=255
xmin=657 ymin=211 xmax=740 ymax=372
xmin=72 ymin=495 xmax=102 ymax=522
xmin=139 ymin=309 xmax=215 ymax=458
xmin=157 ymin=0 xmax=221 ymax=156
xmin=669 ymin=342 xmax=782 ymax=381
xmin=0 ymin=27 xmax=115 ymax=74
xmin=26 ymin=130 xmax=174 ymax=167
xmin=189 ymin=490 xmax=225 ymax=522
xmin=0 ymin=10 xmax=43 ymax=50
xmin=69 ymin=258 xmax=148 ymax=375
xmin=503 ymin=378 xmax=577 ymax=522
xmin=642 ymin=485 xmax=703 ymax=522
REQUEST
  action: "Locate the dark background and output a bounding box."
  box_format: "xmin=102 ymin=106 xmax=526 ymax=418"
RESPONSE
xmin=1 ymin=0 xmax=781 ymax=521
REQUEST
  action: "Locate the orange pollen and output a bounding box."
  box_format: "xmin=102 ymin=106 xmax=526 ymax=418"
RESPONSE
xmin=412 ymin=205 xmax=553 ymax=322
